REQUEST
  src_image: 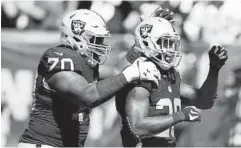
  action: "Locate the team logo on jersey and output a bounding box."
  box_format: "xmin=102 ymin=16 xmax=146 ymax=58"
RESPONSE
xmin=168 ymin=86 xmax=172 ymax=92
xmin=140 ymin=24 xmax=153 ymax=38
xmin=71 ymin=20 xmax=86 ymax=35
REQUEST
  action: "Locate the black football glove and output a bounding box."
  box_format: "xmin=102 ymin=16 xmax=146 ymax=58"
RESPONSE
xmin=173 ymin=106 xmax=201 ymax=122
xmin=179 ymin=106 xmax=201 ymax=122
xmin=140 ymin=7 xmax=175 ymax=23
xmin=182 ymin=106 xmax=201 ymax=122
xmin=209 ymin=45 xmax=228 ymax=70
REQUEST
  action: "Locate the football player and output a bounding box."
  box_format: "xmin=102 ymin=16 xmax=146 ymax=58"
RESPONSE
xmin=18 ymin=9 xmax=161 ymax=147
xmin=115 ymin=17 xmax=228 ymax=147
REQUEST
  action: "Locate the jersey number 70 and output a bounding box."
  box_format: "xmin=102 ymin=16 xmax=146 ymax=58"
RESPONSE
xmin=48 ymin=57 xmax=74 ymax=71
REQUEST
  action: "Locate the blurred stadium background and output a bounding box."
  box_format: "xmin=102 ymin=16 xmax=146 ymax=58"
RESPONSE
xmin=1 ymin=0 xmax=241 ymax=147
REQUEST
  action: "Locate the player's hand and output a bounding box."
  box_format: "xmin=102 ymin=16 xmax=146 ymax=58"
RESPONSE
xmin=141 ymin=7 xmax=174 ymax=23
xmin=122 ymin=57 xmax=161 ymax=87
xmin=209 ymin=45 xmax=228 ymax=70
xmin=181 ymin=106 xmax=201 ymax=122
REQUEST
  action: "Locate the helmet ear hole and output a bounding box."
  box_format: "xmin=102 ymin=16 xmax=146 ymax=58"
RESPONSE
xmin=143 ymin=41 xmax=149 ymax=46
xmin=156 ymin=38 xmax=162 ymax=46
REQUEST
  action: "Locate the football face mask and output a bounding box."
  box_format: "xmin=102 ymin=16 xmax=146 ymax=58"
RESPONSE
xmin=150 ymin=32 xmax=182 ymax=70
xmin=77 ymin=31 xmax=111 ymax=65
xmin=134 ymin=18 xmax=183 ymax=71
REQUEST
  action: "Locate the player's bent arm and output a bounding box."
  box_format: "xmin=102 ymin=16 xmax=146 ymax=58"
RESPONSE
xmin=46 ymin=57 xmax=160 ymax=107
xmin=194 ymin=68 xmax=219 ymax=109
xmin=47 ymin=71 xmax=128 ymax=107
xmin=194 ymin=46 xmax=228 ymax=109
xmin=126 ymin=87 xmax=183 ymax=138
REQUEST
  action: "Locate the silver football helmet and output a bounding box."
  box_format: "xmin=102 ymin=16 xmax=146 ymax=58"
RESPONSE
xmin=135 ymin=17 xmax=182 ymax=70
xmin=60 ymin=9 xmax=111 ymax=67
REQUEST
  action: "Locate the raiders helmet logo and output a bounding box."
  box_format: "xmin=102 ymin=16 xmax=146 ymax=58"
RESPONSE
xmin=140 ymin=24 xmax=153 ymax=38
xmin=71 ymin=20 xmax=86 ymax=35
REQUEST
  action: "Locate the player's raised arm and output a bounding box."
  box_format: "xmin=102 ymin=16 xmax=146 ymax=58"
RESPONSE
xmin=194 ymin=45 xmax=228 ymax=109
xmin=47 ymin=57 xmax=160 ymax=107
xmin=125 ymin=86 xmax=201 ymax=138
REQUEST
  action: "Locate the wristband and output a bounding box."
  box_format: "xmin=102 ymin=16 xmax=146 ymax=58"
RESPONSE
xmin=172 ymin=111 xmax=185 ymax=122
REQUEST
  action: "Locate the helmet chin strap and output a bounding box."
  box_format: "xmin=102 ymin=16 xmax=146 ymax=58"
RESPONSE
xmin=154 ymin=60 xmax=172 ymax=71
xmin=134 ymin=45 xmax=172 ymax=71
xmin=159 ymin=62 xmax=172 ymax=71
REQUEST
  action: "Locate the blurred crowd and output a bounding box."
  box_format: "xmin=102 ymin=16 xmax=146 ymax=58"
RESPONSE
xmin=2 ymin=0 xmax=241 ymax=45
xmin=210 ymin=67 xmax=241 ymax=146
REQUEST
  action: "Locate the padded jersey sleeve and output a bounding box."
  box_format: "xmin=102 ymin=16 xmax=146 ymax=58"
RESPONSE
xmin=38 ymin=45 xmax=83 ymax=75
